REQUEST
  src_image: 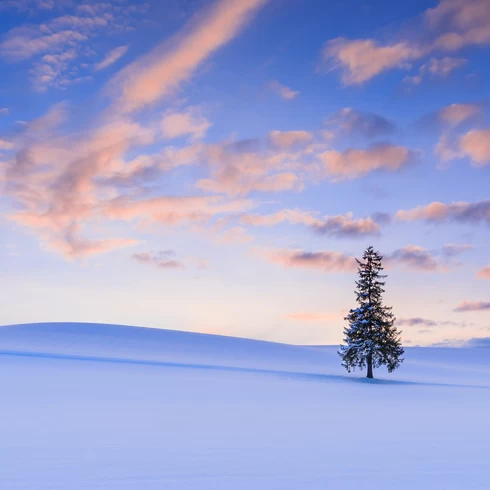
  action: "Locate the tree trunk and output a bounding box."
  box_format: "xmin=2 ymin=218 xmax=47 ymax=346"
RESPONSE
xmin=366 ymin=353 xmax=373 ymax=378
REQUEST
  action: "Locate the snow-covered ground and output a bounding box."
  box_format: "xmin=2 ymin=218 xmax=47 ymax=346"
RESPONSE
xmin=0 ymin=322 xmax=489 ymax=489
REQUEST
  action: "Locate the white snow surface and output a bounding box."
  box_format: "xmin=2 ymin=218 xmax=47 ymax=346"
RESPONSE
xmin=0 ymin=322 xmax=489 ymax=489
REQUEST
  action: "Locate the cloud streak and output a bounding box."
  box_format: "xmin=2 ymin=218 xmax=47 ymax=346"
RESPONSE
xmin=132 ymin=250 xmax=185 ymax=270
xmin=109 ymin=0 xmax=269 ymax=114
xmin=396 ymin=200 xmax=490 ymax=224
xmin=454 ymin=301 xmax=490 ymax=312
xmin=95 ymin=45 xmax=129 ymax=71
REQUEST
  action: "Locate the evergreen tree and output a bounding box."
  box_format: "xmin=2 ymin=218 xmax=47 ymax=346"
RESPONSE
xmin=339 ymin=246 xmax=404 ymax=378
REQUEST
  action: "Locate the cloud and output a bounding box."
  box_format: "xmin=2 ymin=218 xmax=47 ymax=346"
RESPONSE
xmin=109 ymin=0 xmax=269 ymax=114
xmin=268 ymin=80 xmax=299 ymax=100
xmin=476 ymin=265 xmax=490 ymax=280
xmin=454 ymin=301 xmax=490 ymax=312
xmin=105 ymin=195 xmax=254 ymax=226
xmin=268 ymin=130 xmax=313 ymax=150
xmin=319 ymin=143 xmax=416 ymax=180
xmin=195 ymin=138 xmax=304 ymax=196
xmin=240 ymin=209 xmax=380 ymax=238
xmin=387 ymin=245 xmax=441 ymax=271
xmin=321 ymin=0 xmax=490 ymax=84
xmin=322 ymin=38 xmax=420 ymax=85
xmin=161 ymin=107 xmax=211 ymax=141
xmin=50 ymin=231 xmax=138 ymax=259
xmin=422 ymin=56 xmax=467 ymax=77
xmin=397 ymin=318 xmax=438 ymax=327
xmin=459 ymin=129 xmax=490 ymax=166
xmin=95 ymin=45 xmax=129 ymax=71
xmin=260 ymin=244 xmax=463 ymax=275
xmin=435 ymin=127 xmax=490 ymax=167
xmin=404 ymin=57 xmax=467 ymax=85
xmin=259 ymin=248 xmax=357 ymax=273
xmin=132 ymin=250 xmax=185 ymax=270
xmin=0 ymin=138 xmax=14 ymax=150
xmin=438 ymin=103 xmax=483 ymax=126
xmin=441 ymin=243 xmax=473 ymax=257
xmin=396 ymin=200 xmax=490 ymax=224
xmin=465 ymin=337 xmax=490 ymax=348
xmin=286 ymin=312 xmax=341 ymax=323
xmin=0 ymin=108 xmax=9 ymax=115
xmin=0 ymin=0 xmax=56 ymax=12
xmin=324 ymin=107 xmax=396 ymax=139
xmin=218 ymin=226 xmax=253 ymax=244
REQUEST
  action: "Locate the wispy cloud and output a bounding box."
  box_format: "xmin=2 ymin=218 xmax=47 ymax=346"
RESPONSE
xmin=161 ymin=106 xmax=211 ymax=141
xmin=240 ymin=209 xmax=380 ymax=238
xmin=0 ymin=138 xmax=15 ymax=150
xmin=397 ymin=318 xmax=438 ymax=327
xmin=324 ymin=108 xmax=396 ymax=139
xmin=476 ymin=266 xmax=490 ymax=280
xmin=319 ymin=143 xmax=416 ymax=180
xmin=454 ymin=301 xmax=490 ymax=312
xmin=258 ymin=248 xmax=358 ymax=273
xmin=396 ymin=200 xmax=490 ymax=224
xmin=109 ymin=0 xmax=269 ymax=114
xmin=404 ymin=56 xmax=467 ymax=85
xmin=95 ymin=45 xmax=129 ymax=71
xmin=387 ymin=245 xmax=442 ymax=272
xmin=0 ymin=4 xmax=146 ymax=90
xmin=132 ymin=250 xmax=185 ymax=270
xmin=268 ymin=130 xmax=313 ymax=149
xmin=268 ymin=80 xmax=299 ymax=100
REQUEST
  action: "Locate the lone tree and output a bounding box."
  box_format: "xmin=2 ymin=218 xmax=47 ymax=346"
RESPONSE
xmin=339 ymin=246 xmax=404 ymax=379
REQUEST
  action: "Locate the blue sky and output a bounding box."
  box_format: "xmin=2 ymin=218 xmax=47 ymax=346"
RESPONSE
xmin=0 ymin=0 xmax=489 ymax=345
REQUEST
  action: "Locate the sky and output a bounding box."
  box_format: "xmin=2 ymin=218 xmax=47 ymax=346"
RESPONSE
xmin=0 ymin=0 xmax=489 ymax=346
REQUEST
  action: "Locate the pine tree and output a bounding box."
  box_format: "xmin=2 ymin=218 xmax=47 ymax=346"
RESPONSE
xmin=339 ymin=246 xmax=404 ymax=379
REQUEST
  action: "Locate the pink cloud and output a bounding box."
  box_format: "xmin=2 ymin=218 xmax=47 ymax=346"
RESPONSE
xmin=421 ymin=57 xmax=467 ymax=77
xmin=459 ymin=129 xmax=490 ymax=166
xmin=454 ymin=300 xmax=490 ymax=312
xmin=161 ymin=107 xmax=211 ymax=141
xmin=105 ymin=195 xmax=253 ymax=226
xmin=268 ymin=80 xmax=299 ymax=100
xmin=397 ymin=318 xmax=438 ymax=327
xmin=240 ymin=209 xmax=380 ymax=238
xmin=95 ymin=45 xmax=129 ymax=71
xmin=195 ymin=139 xmax=305 ymax=196
xmin=322 ymin=38 xmax=420 ymax=85
xmin=386 ymin=245 xmax=443 ymax=272
xmin=324 ymin=107 xmax=396 ymax=139
xmin=476 ymin=266 xmax=490 ymax=280
xmin=319 ymin=143 xmax=415 ymax=180
xmin=438 ymin=103 xmax=482 ymax=126
xmin=396 ymin=200 xmax=490 ymax=224
xmin=259 ymin=248 xmax=358 ymax=273
xmin=110 ymin=0 xmax=269 ymax=114
xmin=132 ymin=250 xmax=185 ymax=270
xmin=268 ymin=130 xmax=313 ymax=150
xmin=428 ymin=0 xmax=490 ymax=50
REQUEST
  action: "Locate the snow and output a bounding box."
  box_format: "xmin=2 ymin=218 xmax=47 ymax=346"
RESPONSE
xmin=1 ymin=322 xmax=489 ymax=489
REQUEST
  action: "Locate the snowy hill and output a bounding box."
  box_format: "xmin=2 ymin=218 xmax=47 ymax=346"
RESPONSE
xmin=0 ymin=322 xmax=489 ymax=489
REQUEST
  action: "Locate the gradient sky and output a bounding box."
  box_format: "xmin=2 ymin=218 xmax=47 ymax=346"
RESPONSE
xmin=1 ymin=0 xmax=489 ymax=346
